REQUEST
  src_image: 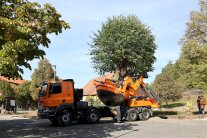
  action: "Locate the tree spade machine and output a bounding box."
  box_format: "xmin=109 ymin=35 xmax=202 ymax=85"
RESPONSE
xmin=94 ymin=75 xmax=160 ymax=122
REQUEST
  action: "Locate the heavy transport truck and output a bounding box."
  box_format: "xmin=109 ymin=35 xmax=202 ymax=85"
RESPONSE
xmin=38 ymin=76 xmax=160 ymax=126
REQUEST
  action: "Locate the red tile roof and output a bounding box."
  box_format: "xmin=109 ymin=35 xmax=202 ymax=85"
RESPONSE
xmin=82 ymin=73 xmax=113 ymax=96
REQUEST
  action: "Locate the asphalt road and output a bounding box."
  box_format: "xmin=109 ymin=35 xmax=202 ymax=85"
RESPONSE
xmin=0 ymin=115 xmax=207 ymax=138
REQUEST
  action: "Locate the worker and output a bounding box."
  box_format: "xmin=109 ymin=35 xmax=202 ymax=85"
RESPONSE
xmin=200 ymin=96 xmax=206 ymax=114
xmin=185 ymin=97 xmax=192 ymax=114
xmin=197 ymin=96 xmax=201 ymax=114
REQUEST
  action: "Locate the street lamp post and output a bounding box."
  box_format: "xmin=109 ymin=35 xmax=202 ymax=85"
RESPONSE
xmin=53 ymin=65 xmax=56 ymax=81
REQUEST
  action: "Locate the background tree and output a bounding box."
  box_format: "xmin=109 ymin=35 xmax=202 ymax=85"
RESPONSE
xmin=31 ymin=58 xmax=57 ymax=88
xmin=89 ymin=15 xmax=156 ymax=78
xmin=181 ymin=0 xmax=207 ymax=45
xmin=16 ymin=81 xmax=35 ymax=109
xmin=152 ymin=62 xmax=183 ymax=105
xmin=0 ymin=80 xmax=14 ymax=102
xmin=0 ymin=0 xmax=69 ymax=78
xmin=175 ymin=0 xmax=207 ymax=92
xmin=30 ymin=58 xmax=57 ymax=102
xmin=177 ymin=40 xmax=207 ymax=91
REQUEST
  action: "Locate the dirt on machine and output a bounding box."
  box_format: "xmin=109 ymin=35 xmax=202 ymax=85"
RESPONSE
xmin=38 ymin=74 xmax=160 ymax=126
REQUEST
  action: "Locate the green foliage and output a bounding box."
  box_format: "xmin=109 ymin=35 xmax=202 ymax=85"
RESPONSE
xmin=152 ymin=62 xmax=183 ymax=104
xmin=16 ymin=81 xmax=32 ymax=101
xmin=30 ymin=58 xmax=56 ymax=101
xmin=176 ymin=0 xmax=207 ymax=92
xmin=181 ymin=0 xmax=207 ymax=45
xmin=0 ymin=0 xmax=70 ymax=78
xmin=0 ymin=80 xmax=14 ymax=101
xmin=160 ymin=102 xmax=185 ymax=108
xmin=178 ymin=40 xmax=207 ymax=91
xmin=16 ymin=81 xmax=35 ymax=108
xmin=89 ymin=15 xmax=156 ymax=78
xmin=31 ymin=58 xmax=56 ymax=87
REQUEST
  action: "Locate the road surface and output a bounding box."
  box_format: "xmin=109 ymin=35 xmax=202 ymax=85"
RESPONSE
xmin=0 ymin=115 xmax=207 ymax=138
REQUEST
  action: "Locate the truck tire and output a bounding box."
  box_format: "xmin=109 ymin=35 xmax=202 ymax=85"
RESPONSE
xmin=127 ymin=108 xmax=138 ymax=121
xmin=139 ymin=108 xmax=151 ymax=121
xmin=57 ymin=110 xmax=72 ymax=126
xmin=86 ymin=108 xmax=100 ymax=123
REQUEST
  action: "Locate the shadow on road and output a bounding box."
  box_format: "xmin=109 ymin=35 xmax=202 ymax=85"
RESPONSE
xmin=0 ymin=118 xmax=139 ymax=137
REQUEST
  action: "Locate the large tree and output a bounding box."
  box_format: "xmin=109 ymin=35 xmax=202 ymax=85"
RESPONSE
xmin=30 ymin=58 xmax=56 ymax=102
xmin=177 ymin=40 xmax=207 ymax=91
xmin=89 ymin=15 xmax=156 ymax=78
xmin=177 ymin=0 xmax=207 ymax=92
xmin=152 ymin=62 xmax=183 ymax=105
xmin=0 ymin=0 xmax=69 ymax=78
xmin=16 ymin=81 xmax=35 ymax=109
xmin=31 ymin=58 xmax=56 ymax=88
xmin=181 ymin=0 xmax=207 ymax=45
xmin=0 ymin=80 xmax=14 ymax=102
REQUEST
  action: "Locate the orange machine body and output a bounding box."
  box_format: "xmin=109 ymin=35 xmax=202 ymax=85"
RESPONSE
xmin=94 ymin=76 xmax=160 ymax=108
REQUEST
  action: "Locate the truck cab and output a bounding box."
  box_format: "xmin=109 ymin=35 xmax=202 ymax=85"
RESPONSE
xmin=38 ymin=80 xmax=75 ymax=109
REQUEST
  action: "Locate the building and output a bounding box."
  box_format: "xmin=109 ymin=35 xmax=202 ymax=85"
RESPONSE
xmin=0 ymin=76 xmax=25 ymax=97
xmin=0 ymin=76 xmax=25 ymax=86
xmin=82 ymin=73 xmax=113 ymax=104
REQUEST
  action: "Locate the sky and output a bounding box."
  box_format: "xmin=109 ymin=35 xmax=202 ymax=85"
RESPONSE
xmin=24 ymin=0 xmax=199 ymax=88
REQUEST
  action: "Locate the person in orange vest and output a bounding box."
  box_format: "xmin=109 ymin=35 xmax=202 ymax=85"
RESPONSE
xmin=200 ymin=96 xmax=206 ymax=114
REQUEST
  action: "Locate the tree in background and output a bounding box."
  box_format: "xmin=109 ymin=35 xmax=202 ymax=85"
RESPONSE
xmin=177 ymin=40 xmax=207 ymax=91
xmin=177 ymin=0 xmax=207 ymax=92
xmin=89 ymin=15 xmax=156 ymax=79
xmin=181 ymin=0 xmax=207 ymax=45
xmin=0 ymin=80 xmax=14 ymax=102
xmin=30 ymin=58 xmax=57 ymax=102
xmin=0 ymin=0 xmax=69 ymax=78
xmin=152 ymin=62 xmax=183 ymax=105
xmin=31 ymin=58 xmax=57 ymax=87
xmin=16 ymin=81 xmax=36 ymax=109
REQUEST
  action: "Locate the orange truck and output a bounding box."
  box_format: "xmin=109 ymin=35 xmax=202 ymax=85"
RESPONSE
xmin=38 ymin=77 xmax=160 ymax=126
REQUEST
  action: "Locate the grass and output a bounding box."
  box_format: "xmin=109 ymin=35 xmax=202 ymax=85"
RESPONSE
xmin=192 ymin=111 xmax=207 ymax=115
xmin=160 ymin=94 xmax=207 ymax=108
xmin=160 ymin=103 xmax=185 ymax=108
xmin=153 ymin=94 xmax=207 ymax=119
xmin=153 ymin=110 xmax=179 ymax=116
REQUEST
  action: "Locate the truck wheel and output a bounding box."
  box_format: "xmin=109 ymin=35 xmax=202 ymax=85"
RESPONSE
xmin=139 ymin=108 xmax=151 ymax=121
xmin=57 ymin=110 xmax=72 ymax=126
xmin=127 ymin=108 xmax=138 ymax=121
xmin=86 ymin=108 xmax=100 ymax=123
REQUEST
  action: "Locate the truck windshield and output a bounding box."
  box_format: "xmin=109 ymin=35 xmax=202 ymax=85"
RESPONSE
xmin=39 ymin=84 xmax=48 ymax=97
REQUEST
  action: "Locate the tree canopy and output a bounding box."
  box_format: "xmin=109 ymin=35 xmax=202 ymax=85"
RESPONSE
xmin=177 ymin=0 xmax=207 ymax=92
xmin=16 ymin=81 xmax=34 ymax=108
xmin=0 ymin=0 xmax=69 ymax=78
xmin=152 ymin=0 xmax=207 ymax=97
xmin=0 ymin=80 xmax=14 ymax=101
xmin=152 ymin=62 xmax=183 ymax=104
xmin=181 ymin=0 xmax=207 ymax=45
xmin=31 ymin=58 xmax=56 ymax=88
xmin=89 ymin=15 xmax=156 ymax=78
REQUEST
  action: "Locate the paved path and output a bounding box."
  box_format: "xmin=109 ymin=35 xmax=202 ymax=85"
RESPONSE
xmin=0 ymin=115 xmax=207 ymax=138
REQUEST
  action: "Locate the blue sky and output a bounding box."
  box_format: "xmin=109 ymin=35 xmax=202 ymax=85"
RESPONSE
xmin=25 ymin=0 xmax=199 ymax=88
